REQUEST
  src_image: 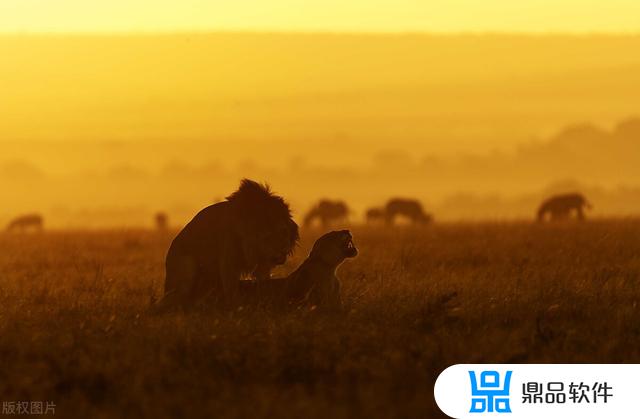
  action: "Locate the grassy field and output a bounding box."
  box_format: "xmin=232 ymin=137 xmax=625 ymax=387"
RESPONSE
xmin=1 ymin=220 xmax=639 ymax=418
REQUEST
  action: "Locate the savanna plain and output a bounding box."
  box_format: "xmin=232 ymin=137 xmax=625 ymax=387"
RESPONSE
xmin=1 ymin=220 xmax=639 ymax=418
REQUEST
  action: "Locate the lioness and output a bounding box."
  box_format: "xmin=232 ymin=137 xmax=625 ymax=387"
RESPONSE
xmin=239 ymin=230 xmax=358 ymax=311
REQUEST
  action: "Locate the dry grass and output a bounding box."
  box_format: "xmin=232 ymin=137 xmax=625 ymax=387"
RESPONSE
xmin=1 ymin=220 xmax=640 ymax=418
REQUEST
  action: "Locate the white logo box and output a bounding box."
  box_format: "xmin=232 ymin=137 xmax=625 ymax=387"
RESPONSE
xmin=435 ymin=364 xmax=639 ymax=418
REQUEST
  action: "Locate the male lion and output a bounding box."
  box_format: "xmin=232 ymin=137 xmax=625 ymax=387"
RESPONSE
xmin=155 ymin=179 xmax=298 ymax=311
xmin=239 ymin=230 xmax=358 ymax=311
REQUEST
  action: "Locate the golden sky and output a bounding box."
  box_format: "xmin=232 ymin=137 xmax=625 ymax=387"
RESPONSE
xmin=1 ymin=0 xmax=639 ymax=33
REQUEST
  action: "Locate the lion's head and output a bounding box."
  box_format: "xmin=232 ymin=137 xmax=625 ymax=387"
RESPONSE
xmin=309 ymin=230 xmax=358 ymax=267
xmin=227 ymin=179 xmax=299 ymax=272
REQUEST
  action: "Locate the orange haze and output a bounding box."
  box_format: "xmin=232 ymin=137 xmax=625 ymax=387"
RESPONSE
xmin=1 ymin=33 xmax=640 ymax=226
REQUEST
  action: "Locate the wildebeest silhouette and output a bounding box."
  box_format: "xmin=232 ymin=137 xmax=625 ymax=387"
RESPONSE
xmin=155 ymin=212 xmax=169 ymax=231
xmin=304 ymin=199 xmax=349 ymax=228
xmin=385 ymin=198 xmax=432 ymax=225
xmin=537 ymin=193 xmax=592 ymax=222
xmin=365 ymin=207 xmax=386 ymax=223
xmin=6 ymin=214 xmax=44 ymax=232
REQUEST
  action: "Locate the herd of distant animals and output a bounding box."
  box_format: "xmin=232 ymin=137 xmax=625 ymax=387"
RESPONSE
xmin=303 ymin=193 xmax=592 ymax=226
xmin=4 ymin=192 xmax=592 ymax=234
xmin=303 ymin=198 xmax=433 ymax=228
xmin=1 ymin=181 xmax=594 ymax=313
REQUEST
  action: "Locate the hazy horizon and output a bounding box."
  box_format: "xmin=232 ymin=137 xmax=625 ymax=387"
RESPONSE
xmin=2 ymin=116 xmax=640 ymax=227
xmin=2 ymin=31 xmax=640 ymax=226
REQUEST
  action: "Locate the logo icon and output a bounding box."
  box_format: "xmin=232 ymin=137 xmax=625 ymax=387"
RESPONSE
xmin=469 ymin=370 xmax=512 ymax=413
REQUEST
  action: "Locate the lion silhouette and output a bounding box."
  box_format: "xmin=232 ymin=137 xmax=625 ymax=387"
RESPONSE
xmin=6 ymin=214 xmax=44 ymax=233
xmin=304 ymin=199 xmax=349 ymax=228
xmin=154 ymin=179 xmax=299 ymax=311
xmin=384 ymin=198 xmax=432 ymax=225
xmin=537 ymin=193 xmax=592 ymax=222
xmin=239 ymin=230 xmax=357 ymax=311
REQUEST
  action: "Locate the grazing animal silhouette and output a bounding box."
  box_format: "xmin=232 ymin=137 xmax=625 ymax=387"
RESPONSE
xmin=365 ymin=207 xmax=385 ymax=223
xmin=6 ymin=214 xmax=44 ymax=233
xmin=154 ymin=179 xmax=299 ymax=312
xmin=155 ymin=212 xmax=169 ymax=231
xmin=385 ymin=198 xmax=432 ymax=225
xmin=537 ymin=193 xmax=592 ymax=222
xmin=239 ymin=230 xmax=357 ymax=311
xmin=304 ymin=199 xmax=349 ymax=228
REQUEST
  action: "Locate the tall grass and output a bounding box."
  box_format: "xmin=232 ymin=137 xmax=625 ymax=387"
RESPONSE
xmin=1 ymin=221 xmax=639 ymax=418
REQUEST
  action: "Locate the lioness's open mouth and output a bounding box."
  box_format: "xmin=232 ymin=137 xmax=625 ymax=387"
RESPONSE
xmin=344 ymin=238 xmax=358 ymax=257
